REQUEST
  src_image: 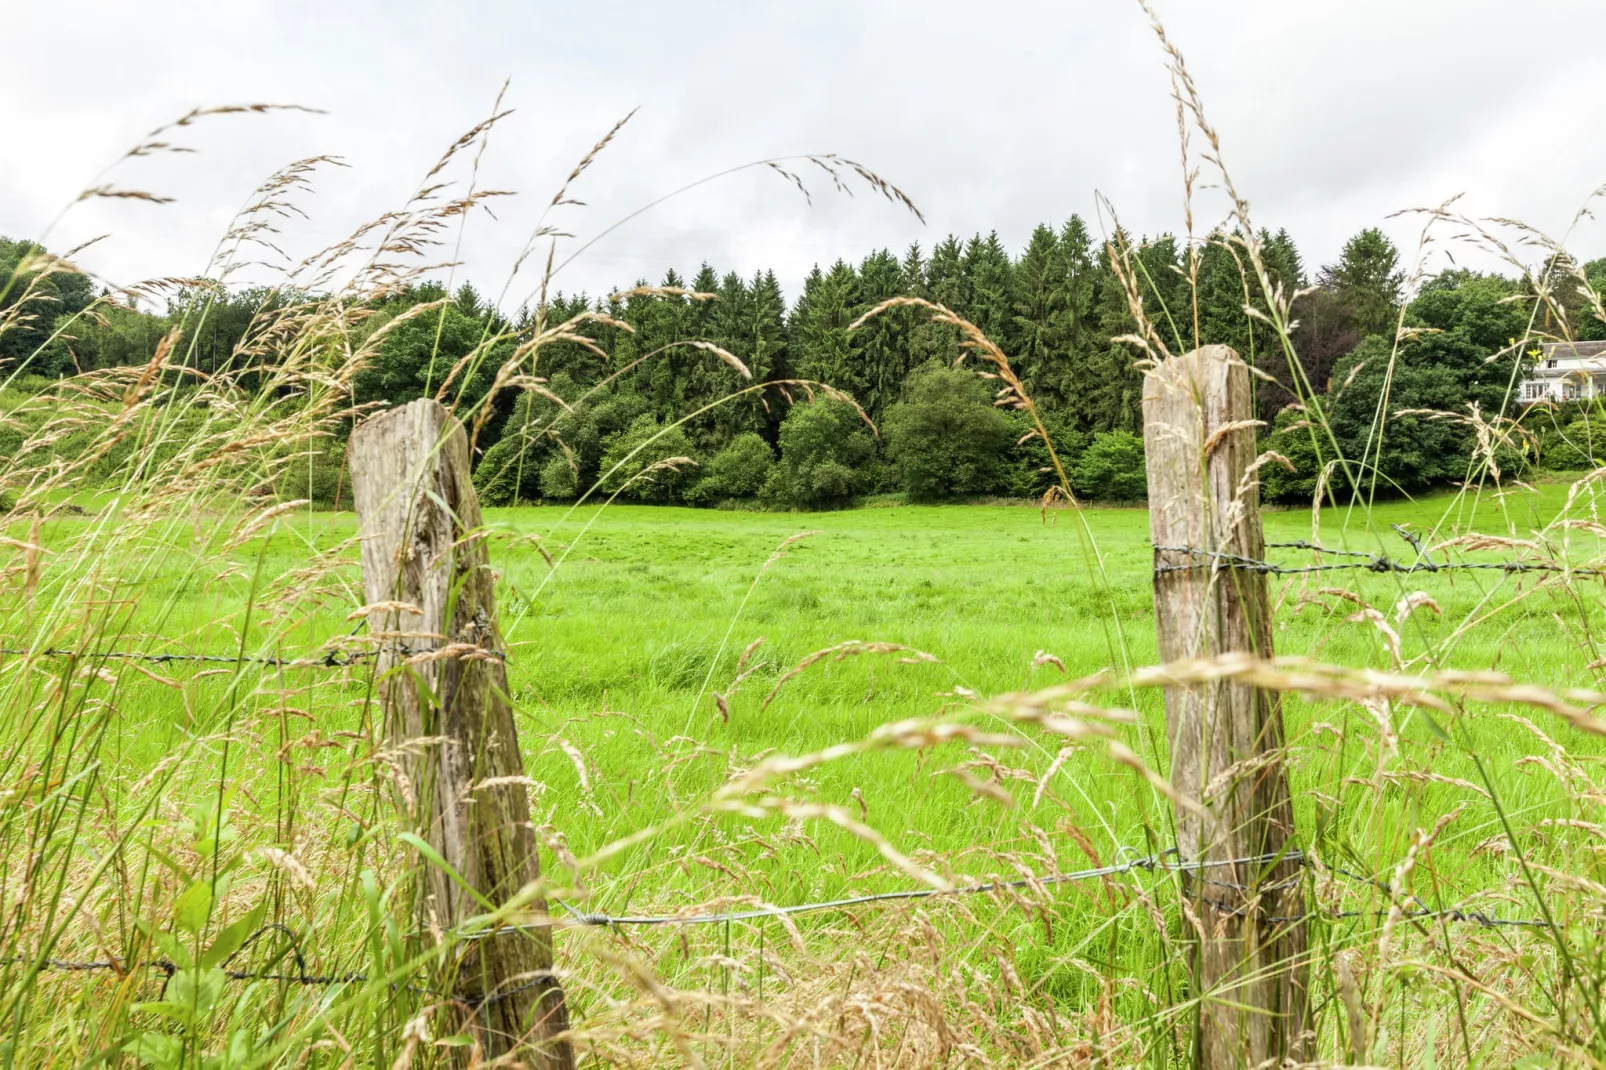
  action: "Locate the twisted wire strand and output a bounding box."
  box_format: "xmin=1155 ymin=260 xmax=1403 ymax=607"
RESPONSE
xmin=10 ymin=850 xmax=1553 ymax=1008
xmin=1154 ymin=543 xmax=1606 ymax=578
xmin=0 ymin=644 xmax=507 ymax=669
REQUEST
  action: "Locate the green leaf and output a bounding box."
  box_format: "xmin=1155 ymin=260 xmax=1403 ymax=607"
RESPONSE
xmin=397 ymin=833 xmax=493 ymax=910
xmin=143 ymin=843 xmax=191 ymax=884
xmin=1421 ymin=712 xmax=1451 ymax=743
xmin=133 ymin=999 xmax=196 ymax=1025
xmin=168 ymin=966 xmax=226 ymax=1022
xmin=123 ymin=1033 xmax=183 ymax=1069
xmin=201 ymin=901 xmax=267 ymax=968
xmin=135 ymin=920 xmax=193 ymax=971
xmin=173 ymin=880 xmax=215 ymax=934
xmin=434 ymin=1035 xmax=474 ymax=1048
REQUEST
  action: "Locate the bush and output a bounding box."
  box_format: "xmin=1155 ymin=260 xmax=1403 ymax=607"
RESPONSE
xmin=1538 ymin=417 xmax=1606 ymax=471
xmin=882 ymin=361 xmax=1013 ymax=500
xmin=473 ymin=383 xmax=646 ymax=506
xmin=273 ymin=438 xmax=347 ymax=504
xmin=768 ymin=399 xmax=875 ymax=509
xmin=1261 ymin=405 xmax=1328 ymax=504
xmin=1004 ymin=408 xmax=1087 ymax=498
xmin=686 ymin=432 xmax=773 ymax=505
xmin=1071 ymin=430 xmax=1146 ymax=501
xmin=597 ymin=414 xmax=698 ymax=503
xmin=539 ymin=452 xmax=579 ymax=499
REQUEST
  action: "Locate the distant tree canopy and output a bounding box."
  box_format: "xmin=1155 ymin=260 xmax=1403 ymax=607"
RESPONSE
xmin=5 ymin=218 xmax=1597 ymax=509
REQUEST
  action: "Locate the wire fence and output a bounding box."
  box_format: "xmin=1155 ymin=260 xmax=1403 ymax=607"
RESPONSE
xmin=5 ymin=529 xmax=1591 ymax=667
xmin=1 ymin=526 xmax=1576 ymax=1008
xmin=12 ymin=850 xmax=1555 ymax=1009
xmin=1155 ymin=526 xmax=1606 ymax=579
xmin=0 ymin=642 xmax=507 ymax=670
xmin=1156 ymin=541 xmax=1606 ymax=578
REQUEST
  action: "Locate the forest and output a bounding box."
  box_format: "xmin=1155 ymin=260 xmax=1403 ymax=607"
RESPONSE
xmin=5 ymin=222 xmax=1605 ymax=509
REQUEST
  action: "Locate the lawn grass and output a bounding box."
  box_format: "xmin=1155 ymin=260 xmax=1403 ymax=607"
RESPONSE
xmin=90 ymin=483 xmax=1606 ymax=898
xmin=11 ymin=482 xmax=1606 ymax=1063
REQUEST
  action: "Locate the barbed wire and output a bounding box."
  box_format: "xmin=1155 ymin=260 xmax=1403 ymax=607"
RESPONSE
xmin=0 ymin=643 xmax=508 ymax=670
xmin=524 ymin=851 xmax=1551 ymax=932
xmin=1154 ymin=540 xmax=1606 ymax=579
xmin=10 ymin=849 xmax=1553 ymax=1009
xmin=550 ymin=851 xmax=1295 ymax=928
xmin=6 ymin=938 xmax=546 ymax=1010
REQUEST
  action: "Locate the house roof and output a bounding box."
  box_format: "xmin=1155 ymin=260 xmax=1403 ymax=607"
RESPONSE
xmin=1540 ymin=340 xmax=1606 ymax=359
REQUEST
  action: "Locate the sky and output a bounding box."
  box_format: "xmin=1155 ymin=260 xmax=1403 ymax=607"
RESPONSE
xmin=4 ymin=0 xmax=1605 ymax=311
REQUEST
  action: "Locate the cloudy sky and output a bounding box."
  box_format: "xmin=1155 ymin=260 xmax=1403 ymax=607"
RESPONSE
xmin=4 ymin=0 xmax=1605 ymax=309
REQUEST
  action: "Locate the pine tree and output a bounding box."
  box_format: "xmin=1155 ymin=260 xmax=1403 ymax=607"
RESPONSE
xmin=789 ymin=260 xmax=863 ymax=404
xmin=750 ymin=269 xmax=790 ymax=395
xmin=1010 ymin=223 xmax=1063 ymax=403
xmin=908 ymin=236 xmax=967 ymax=367
xmin=1323 ymin=228 xmax=1403 ymax=340
xmin=1196 ymin=232 xmax=1252 ymax=354
xmin=853 ymin=248 xmax=910 ymax=420
xmin=1045 ymin=215 xmax=1100 ymax=413
xmin=963 ymin=231 xmax=1014 ymax=345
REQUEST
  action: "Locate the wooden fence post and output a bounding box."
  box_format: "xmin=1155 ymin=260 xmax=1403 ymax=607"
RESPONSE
xmin=350 ymin=399 xmax=574 ymax=1069
xmin=1142 ymin=346 xmax=1308 ymax=1067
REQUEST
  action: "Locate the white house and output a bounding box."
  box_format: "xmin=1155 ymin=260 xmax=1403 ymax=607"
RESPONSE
xmin=1519 ymin=340 xmax=1606 ymax=404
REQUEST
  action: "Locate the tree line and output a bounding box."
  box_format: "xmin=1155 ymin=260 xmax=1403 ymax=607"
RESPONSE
xmin=4 ymin=226 xmax=1604 ymax=508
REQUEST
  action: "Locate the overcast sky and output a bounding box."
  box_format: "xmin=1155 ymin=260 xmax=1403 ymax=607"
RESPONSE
xmin=4 ymin=0 xmax=1605 ymax=310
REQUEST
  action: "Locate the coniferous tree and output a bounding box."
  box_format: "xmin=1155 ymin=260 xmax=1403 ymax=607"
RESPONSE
xmin=789 ymin=260 xmax=862 ymax=402
xmin=1324 ymin=228 xmax=1404 ymax=340
xmin=909 ymin=236 xmax=967 ymax=367
xmin=963 ymin=231 xmax=1014 ymax=345
xmin=748 ymin=270 xmax=790 ymax=431
xmin=1043 ymin=215 xmax=1100 ymax=413
xmin=1010 ymin=223 xmax=1063 ymax=403
xmin=853 ymin=248 xmax=910 ymax=420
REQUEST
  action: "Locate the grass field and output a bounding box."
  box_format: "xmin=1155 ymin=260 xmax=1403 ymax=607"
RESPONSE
xmin=12 ymin=442 xmax=1606 ymax=1065
xmin=84 ymin=489 xmax=1606 ymax=921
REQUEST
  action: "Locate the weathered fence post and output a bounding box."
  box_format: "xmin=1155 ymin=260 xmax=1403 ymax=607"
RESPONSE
xmin=350 ymin=398 xmax=574 ymax=1069
xmin=1142 ymin=346 xmax=1307 ymax=1067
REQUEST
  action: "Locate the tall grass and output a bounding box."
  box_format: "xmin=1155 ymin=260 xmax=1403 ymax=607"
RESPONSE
xmin=3 ymin=9 xmax=1606 ymax=1068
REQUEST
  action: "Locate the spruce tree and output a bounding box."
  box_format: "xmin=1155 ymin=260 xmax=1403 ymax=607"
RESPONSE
xmin=1047 ymin=215 xmax=1100 ymax=414
xmin=1010 ymin=223 xmax=1063 ymax=405
xmin=1323 ymin=228 xmax=1404 ymax=340
xmin=963 ymin=231 xmax=1014 ymax=345
xmin=789 ymin=260 xmax=863 ymax=404
xmin=853 ymin=248 xmax=910 ymax=420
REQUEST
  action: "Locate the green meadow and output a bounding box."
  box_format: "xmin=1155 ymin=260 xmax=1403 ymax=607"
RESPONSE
xmin=100 ymin=484 xmax=1606 ymax=912
xmin=12 ymin=463 xmax=1606 ymax=1065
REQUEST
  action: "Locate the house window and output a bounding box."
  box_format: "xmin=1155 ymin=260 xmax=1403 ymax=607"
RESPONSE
xmin=1564 ymin=381 xmax=1581 ymax=400
xmin=1547 ymin=359 xmax=1559 ymax=368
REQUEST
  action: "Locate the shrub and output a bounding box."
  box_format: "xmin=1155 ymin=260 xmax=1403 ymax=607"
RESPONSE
xmin=1004 ymin=408 xmax=1087 ymax=498
xmin=768 ymin=399 xmax=874 ymax=509
xmin=1071 ymin=430 xmax=1147 ymax=501
xmin=274 ymin=438 xmax=347 ymax=504
xmin=686 ymin=432 xmax=774 ymax=504
xmin=1538 ymin=418 xmax=1606 ymax=471
xmin=882 ymin=361 xmax=1013 ymax=500
xmin=1261 ymin=405 xmax=1328 ymax=504
xmin=597 ymin=414 xmax=698 ymax=503
xmin=539 ymin=452 xmax=579 ymax=499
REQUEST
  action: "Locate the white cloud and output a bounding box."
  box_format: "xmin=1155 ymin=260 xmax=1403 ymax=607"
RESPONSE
xmin=3 ymin=0 xmax=1603 ymax=307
